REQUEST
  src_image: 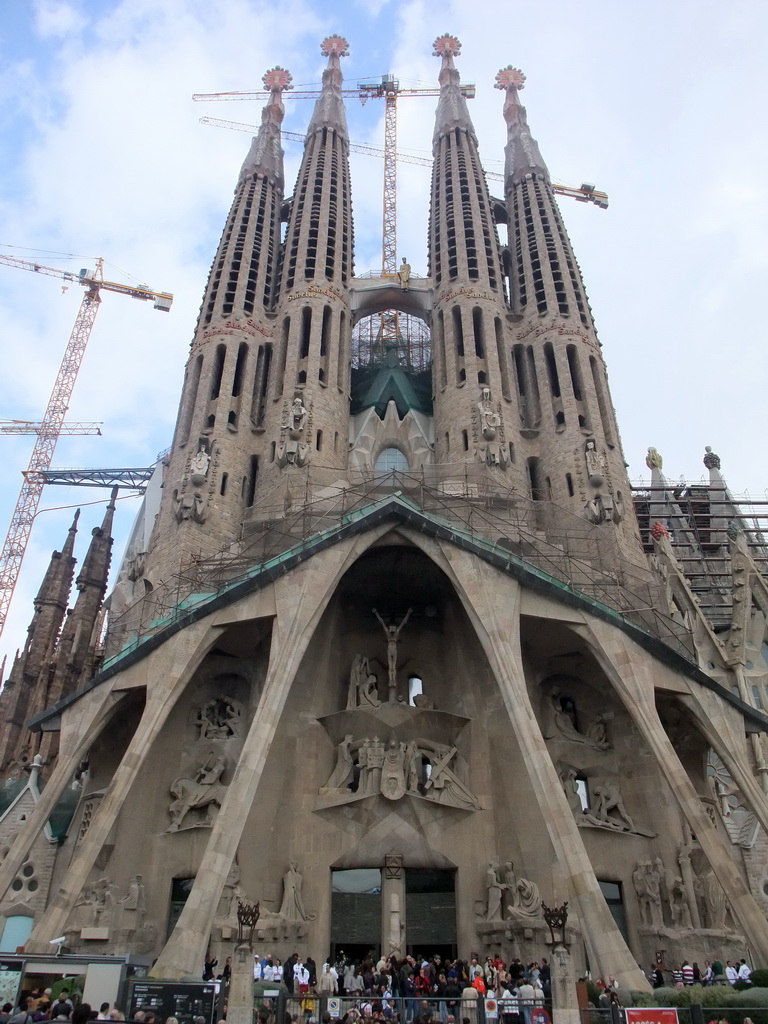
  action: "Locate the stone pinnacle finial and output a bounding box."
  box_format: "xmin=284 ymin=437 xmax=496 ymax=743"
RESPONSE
xmin=307 ymin=35 xmax=350 ymax=139
xmin=433 ymin=34 xmax=461 ymax=62
xmin=321 ymin=35 xmax=350 ymax=59
xmin=260 ymin=67 xmax=292 ymax=128
xmin=497 ymin=63 xmax=549 ymax=183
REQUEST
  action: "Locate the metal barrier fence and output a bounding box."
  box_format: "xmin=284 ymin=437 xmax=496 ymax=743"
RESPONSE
xmin=252 ymin=993 xmax=550 ymax=1024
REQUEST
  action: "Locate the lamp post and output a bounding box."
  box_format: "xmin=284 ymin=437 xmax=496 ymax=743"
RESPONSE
xmin=541 ymin=902 xmax=579 ymax=1024
xmin=227 ymin=899 xmax=260 ymax=1024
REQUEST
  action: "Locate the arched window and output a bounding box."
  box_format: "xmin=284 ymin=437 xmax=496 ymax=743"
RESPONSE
xmin=374 ymin=447 xmax=409 ymax=473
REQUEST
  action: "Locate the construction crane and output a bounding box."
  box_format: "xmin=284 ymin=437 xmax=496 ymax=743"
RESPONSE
xmin=200 ymin=115 xmax=610 ymax=208
xmin=1 ymin=419 xmax=102 ymax=435
xmin=0 ymin=254 xmax=173 ymax=639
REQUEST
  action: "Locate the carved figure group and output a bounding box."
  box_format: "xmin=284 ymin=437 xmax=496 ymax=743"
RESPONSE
xmin=586 ymin=780 xmax=635 ymax=831
xmin=321 ymin=734 xmax=479 ymax=811
xmin=75 ymin=873 xmax=146 ymax=930
xmin=543 ymin=687 xmax=610 ymax=750
xmin=483 ymin=859 xmax=541 ymax=924
xmin=196 ymin=696 xmax=243 ymax=740
xmin=167 ymin=753 xmax=228 ymax=831
xmin=633 ymin=860 xmax=663 ymax=928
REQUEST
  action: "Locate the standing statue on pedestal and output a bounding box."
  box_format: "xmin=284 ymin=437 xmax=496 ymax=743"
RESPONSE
xmin=373 ymin=607 xmax=413 ymax=701
xmin=398 ymin=257 xmax=411 ymax=291
xmin=279 ymin=861 xmax=310 ymax=921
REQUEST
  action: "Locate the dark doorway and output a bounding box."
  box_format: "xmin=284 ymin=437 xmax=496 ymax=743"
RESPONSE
xmin=331 ymin=869 xmax=382 ymax=962
xmin=405 ymin=869 xmax=457 ymax=959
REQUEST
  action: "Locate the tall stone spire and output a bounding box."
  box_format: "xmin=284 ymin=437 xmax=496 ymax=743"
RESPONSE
xmin=496 ymin=65 xmax=642 ymax=557
xmin=432 ymin=33 xmax=476 ymax=146
xmin=306 ymin=34 xmax=349 ymax=139
xmin=238 ymin=66 xmax=292 ymax=188
xmin=0 ymin=510 xmax=79 ymax=775
xmin=146 ymin=69 xmax=293 ymax=580
xmin=428 ymin=35 xmax=515 ymax=482
xmin=38 ymin=489 xmax=118 ymax=764
xmin=254 ymin=35 xmax=355 ymax=512
xmin=496 ymin=66 xmax=549 ymax=183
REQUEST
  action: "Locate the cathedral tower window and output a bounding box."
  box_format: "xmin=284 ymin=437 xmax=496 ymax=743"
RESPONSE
xmin=178 ymin=353 xmax=203 ymax=446
xmin=589 ymin=355 xmax=615 ymax=446
xmin=246 ymin=457 xmax=259 ymax=506
xmin=527 ymin=457 xmax=543 ymax=501
xmin=210 ymin=344 xmax=226 ymax=400
xmin=231 ymin=343 xmax=248 ymax=397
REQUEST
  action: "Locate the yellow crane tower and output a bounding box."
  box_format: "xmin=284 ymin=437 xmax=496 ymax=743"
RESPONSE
xmin=0 ymin=254 xmax=173 ymax=639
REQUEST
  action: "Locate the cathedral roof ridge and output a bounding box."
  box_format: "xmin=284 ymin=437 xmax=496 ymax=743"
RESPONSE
xmin=38 ymin=493 xmax=768 ymax=740
xmin=495 ymin=63 xmax=549 ymax=184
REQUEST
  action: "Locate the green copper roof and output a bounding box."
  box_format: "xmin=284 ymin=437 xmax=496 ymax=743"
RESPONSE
xmin=351 ymin=344 xmax=432 ymax=418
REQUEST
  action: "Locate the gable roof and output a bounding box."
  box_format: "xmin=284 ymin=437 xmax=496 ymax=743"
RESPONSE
xmin=27 ymin=492 xmax=768 ymax=734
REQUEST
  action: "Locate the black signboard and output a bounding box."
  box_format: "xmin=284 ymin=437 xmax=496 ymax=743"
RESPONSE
xmin=0 ymin=959 xmax=24 ymax=1010
xmin=127 ymin=981 xmax=218 ymax=1024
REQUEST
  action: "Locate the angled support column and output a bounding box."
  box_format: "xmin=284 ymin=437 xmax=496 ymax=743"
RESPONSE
xmin=0 ymin=683 xmax=120 ymax=902
xmin=438 ymin=544 xmax=649 ymax=991
xmin=24 ymin=618 xmax=216 ymax=952
xmin=151 ymin=534 xmax=380 ymax=979
xmin=677 ymin=691 xmax=768 ymax=836
xmin=584 ymin=620 xmax=768 ymax=964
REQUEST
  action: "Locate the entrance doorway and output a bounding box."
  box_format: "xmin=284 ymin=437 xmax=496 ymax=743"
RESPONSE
xmin=405 ymin=869 xmax=456 ymax=960
xmin=331 ymin=868 xmax=382 ymax=962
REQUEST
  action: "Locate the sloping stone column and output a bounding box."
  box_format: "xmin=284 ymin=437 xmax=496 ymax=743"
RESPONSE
xmin=435 ymin=543 xmax=649 ymax=991
xmin=151 ymin=530 xmax=387 ymax=979
xmin=24 ymin=618 xmax=215 ymax=952
xmin=583 ymin=620 xmax=768 ymax=963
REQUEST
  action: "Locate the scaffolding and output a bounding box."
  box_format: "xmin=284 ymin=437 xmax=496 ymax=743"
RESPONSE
xmin=351 ymin=309 xmax=432 ymax=371
xmin=103 ymin=468 xmax=698 ymax=671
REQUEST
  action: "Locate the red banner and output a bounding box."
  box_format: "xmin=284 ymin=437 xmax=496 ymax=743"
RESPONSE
xmin=626 ymin=1009 xmax=679 ymax=1024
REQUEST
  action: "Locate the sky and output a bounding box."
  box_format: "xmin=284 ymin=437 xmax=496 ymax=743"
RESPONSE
xmin=0 ymin=0 xmax=767 ymax=668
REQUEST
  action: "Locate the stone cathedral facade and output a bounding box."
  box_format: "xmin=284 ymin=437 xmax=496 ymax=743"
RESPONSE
xmin=3 ymin=35 xmax=768 ymax=988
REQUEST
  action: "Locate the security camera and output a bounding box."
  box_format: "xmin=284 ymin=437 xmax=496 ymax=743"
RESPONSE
xmin=50 ymin=936 xmax=67 ymax=945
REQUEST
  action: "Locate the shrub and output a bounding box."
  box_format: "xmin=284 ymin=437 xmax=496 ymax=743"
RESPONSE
xmin=752 ymin=971 xmax=768 ymax=989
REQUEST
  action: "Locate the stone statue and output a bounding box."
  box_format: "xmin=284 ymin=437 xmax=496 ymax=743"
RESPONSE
xmin=644 ymin=860 xmax=663 ymax=927
xmin=559 ymin=767 xmax=584 ymax=818
xmin=397 ymin=257 xmax=411 ymax=290
xmin=388 ymin=890 xmax=404 ymax=956
xmin=587 ymin=780 xmax=635 ymax=831
xmin=502 ymin=861 xmax=518 ymax=917
xmin=167 ymin=753 xmax=228 ymax=831
xmin=703 ymin=870 xmax=728 ymax=929
xmin=175 ymin=441 xmax=212 ymax=523
xmin=197 ymin=697 xmax=243 ymax=740
xmin=367 ymin=736 xmax=385 ymax=794
xmin=120 ymin=874 xmax=146 ymax=914
xmin=190 ymin=443 xmax=211 ymax=482
xmin=544 ymin=688 xmax=607 ymax=750
xmin=277 ymin=395 xmax=311 ymax=467
xmin=381 ymin=737 xmax=407 ymax=800
xmin=423 ymin=744 xmax=480 ymax=810
xmin=509 ymin=876 xmax=541 ymax=922
xmin=633 ymin=862 xmax=652 ymax=926
xmin=703 ymin=446 xmax=721 ymax=470
xmin=323 ymin=734 xmax=355 ymax=790
xmin=373 ymin=607 xmax=413 ymax=701
xmin=477 ymin=387 xmax=502 ymax=441
xmin=585 ymin=714 xmax=610 ymax=749
xmin=279 ymin=861 xmax=309 ymax=921
xmin=484 ymin=861 xmax=505 ymax=921
xmin=671 ymin=876 xmax=693 ymax=929
xmin=584 ymin=438 xmax=603 ymax=486
xmin=405 ymin=740 xmax=422 ymax=792
xmin=645 ymin=446 xmax=663 ymax=471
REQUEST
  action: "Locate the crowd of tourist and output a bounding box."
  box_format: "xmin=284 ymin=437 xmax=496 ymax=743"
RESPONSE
xmin=648 ymin=958 xmax=752 ymax=988
xmin=1 ymin=992 xmax=127 ymax=1024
